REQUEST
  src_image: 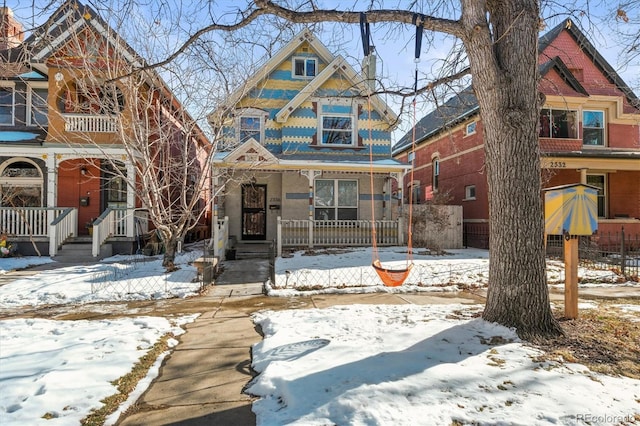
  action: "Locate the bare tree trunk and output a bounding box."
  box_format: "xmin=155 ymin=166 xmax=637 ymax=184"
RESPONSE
xmin=463 ymin=0 xmax=561 ymax=338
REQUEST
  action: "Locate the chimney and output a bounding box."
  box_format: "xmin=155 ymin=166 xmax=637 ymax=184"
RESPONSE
xmin=0 ymin=7 xmax=24 ymax=50
xmin=361 ymin=47 xmax=377 ymax=91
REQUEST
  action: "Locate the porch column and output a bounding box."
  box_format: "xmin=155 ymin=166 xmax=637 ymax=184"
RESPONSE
xmin=126 ymin=161 xmax=135 ymax=237
xmin=45 ymin=154 xmax=57 ymax=233
xmin=578 ymin=168 xmax=587 ymax=184
xmin=300 ymin=169 xmax=321 ymax=248
xmin=211 ymin=173 xmax=221 ymax=256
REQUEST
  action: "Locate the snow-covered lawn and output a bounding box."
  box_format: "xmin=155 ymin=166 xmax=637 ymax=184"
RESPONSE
xmin=250 ymin=304 xmax=639 ymax=425
xmin=1 ymin=247 xmax=638 ymax=425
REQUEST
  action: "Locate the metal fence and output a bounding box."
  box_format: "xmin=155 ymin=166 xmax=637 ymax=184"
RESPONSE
xmin=546 ymin=229 xmax=639 ymax=280
xmin=90 ymin=254 xmax=203 ymax=296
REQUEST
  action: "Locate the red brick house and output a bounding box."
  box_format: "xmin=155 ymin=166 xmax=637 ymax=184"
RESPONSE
xmin=393 ymin=19 xmax=640 ymax=248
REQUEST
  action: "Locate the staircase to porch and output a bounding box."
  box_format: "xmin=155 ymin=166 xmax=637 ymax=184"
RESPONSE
xmin=53 ymin=236 xmax=111 ymax=263
xmin=231 ymin=241 xmax=274 ymax=260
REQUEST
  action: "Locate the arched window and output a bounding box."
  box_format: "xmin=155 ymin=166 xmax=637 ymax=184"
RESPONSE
xmin=0 ymin=159 xmax=43 ymax=207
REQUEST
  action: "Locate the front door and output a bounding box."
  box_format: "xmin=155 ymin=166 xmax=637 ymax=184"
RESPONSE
xmin=242 ymin=184 xmax=267 ymax=240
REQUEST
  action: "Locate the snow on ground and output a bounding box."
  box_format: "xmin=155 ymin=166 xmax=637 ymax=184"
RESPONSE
xmin=268 ymin=247 xmax=638 ymax=296
xmin=1 ymin=247 xmax=639 ymax=425
xmin=0 ymin=251 xmax=202 ymax=308
xmin=0 ymin=315 xmax=197 ymax=426
xmin=249 ymin=304 xmax=639 ymax=426
xmin=0 ymin=256 xmax=54 ymax=274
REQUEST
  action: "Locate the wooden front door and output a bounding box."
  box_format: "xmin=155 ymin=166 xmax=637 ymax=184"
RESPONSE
xmin=242 ymin=184 xmax=267 ymax=240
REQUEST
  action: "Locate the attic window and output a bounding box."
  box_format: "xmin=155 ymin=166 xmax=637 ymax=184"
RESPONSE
xmin=465 ymin=121 xmax=477 ymax=136
xmin=293 ymin=57 xmax=317 ymax=78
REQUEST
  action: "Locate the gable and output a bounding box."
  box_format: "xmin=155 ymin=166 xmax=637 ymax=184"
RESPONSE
xmin=539 ymin=21 xmax=639 ymax=113
xmin=211 ymin=29 xmax=397 ymax=127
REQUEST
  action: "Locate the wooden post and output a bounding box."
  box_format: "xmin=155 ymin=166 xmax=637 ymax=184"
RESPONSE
xmin=564 ymin=235 xmax=579 ymax=319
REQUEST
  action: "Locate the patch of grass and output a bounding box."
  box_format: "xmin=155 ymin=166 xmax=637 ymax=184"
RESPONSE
xmin=534 ymin=303 xmax=640 ymax=379
xmin=80 ymin=333 xmax=174 ymax=426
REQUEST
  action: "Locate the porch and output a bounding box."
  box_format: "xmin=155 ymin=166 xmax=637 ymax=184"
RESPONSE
xmin=1 ymin=207 xmax=149 ymax=258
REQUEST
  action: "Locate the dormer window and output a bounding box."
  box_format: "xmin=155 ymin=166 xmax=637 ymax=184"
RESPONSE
xmin=293 ymin=57 xmax=317 ymax=78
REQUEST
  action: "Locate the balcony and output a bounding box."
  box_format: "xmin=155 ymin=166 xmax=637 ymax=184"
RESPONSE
xmin=63 ymin=114 xmax=117 ymax=133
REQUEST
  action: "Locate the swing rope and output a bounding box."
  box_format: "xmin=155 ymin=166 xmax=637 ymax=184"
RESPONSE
xmin=365 ymin=13 xmax=421 ymax=287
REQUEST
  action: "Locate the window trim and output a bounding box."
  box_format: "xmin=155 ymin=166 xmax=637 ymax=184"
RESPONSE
xmin=0 ymin=84 xmax=15 ymax=126
xmin=539 ymin=108 xmax=579 ymax=139
xmin=235 ymin=108 xmax=267 ymax=145
xmin=314 ymin=178 xmax=359 ymax=220
xmin=582 ymin=109 xmax=606 ymax=146
xmin=292 ymin=56 xmax=317 ymax=79
xmin=464 ymin=184 xmax=476 ymax=201
xmin=27 ymin=83 xmax=49 ymax=127
xmin=586 ymin=173 xmax=607 ymax=218
xmin=465 ymin=121 xmax=477 ymax=137
xmin=319 ymin=113 xmax=356 ymax=146
xmin=432 ymin=158 xmax=440 ymax=192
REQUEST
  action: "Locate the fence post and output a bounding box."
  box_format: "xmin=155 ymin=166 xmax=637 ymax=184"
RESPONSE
xmin=309 ymin=219 xmax=314 ymax=249
xmin=277 ymin=216 xmax=282 ymax=257
xmin=620 ymin=226 xmax=626 ymax=278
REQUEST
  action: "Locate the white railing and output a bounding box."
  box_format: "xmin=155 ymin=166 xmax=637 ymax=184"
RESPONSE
xmin=0 ymin=207 xmax=68 ymax=237
xmin=63 ymin=114 xmax=117 ymax=133
xmin=91 ymin=208 xmax=135 ymax=257
xmin=49 ymin=208 xmax=77 ymax=256
xmin=211 ymin=216 xmax=229 ymax=258
xmin=277 ymin=217 xmax=401 ymax=257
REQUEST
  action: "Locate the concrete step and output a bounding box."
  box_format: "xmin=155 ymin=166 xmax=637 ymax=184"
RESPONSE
xmin=53 ymin=242 xmax=96 ymax=262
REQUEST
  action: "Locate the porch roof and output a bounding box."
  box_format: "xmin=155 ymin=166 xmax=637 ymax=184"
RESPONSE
xmin=213 ymin=151 xmax=410 ymax=173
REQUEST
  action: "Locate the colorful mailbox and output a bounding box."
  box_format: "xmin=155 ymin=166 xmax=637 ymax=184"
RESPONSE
xmin=544 ymin=183 xmax=599 ymax=236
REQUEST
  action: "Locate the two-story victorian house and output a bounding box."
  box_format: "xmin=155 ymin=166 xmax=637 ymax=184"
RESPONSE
xmin=0 ymin=2 xmax=210 ymax=259
xmin=393 ymin=20 xmax=640 ymax=249
xmin=209 ymin=29 xmax=411 ymax=256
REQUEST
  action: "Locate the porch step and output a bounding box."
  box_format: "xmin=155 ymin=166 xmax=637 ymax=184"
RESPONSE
xmin=53 ymin=237 xmax=112 ymax=263
xmin=232 ymin=242 xmax=273 ymax=260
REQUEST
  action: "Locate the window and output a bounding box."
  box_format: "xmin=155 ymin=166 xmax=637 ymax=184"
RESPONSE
xmin=59 ymin=82 xmax=124 ymax=115
xmin=432 ymin=158 xmax=440 ymax=191
xmin=0 ymin=87 xmax=14 ymax=125
xmin=407 ymin=151 xmax=415 ymax=163
xmin=28 ymin=87 xmax=48 ymax=126
xmin=293 ymin=57 xmax=317 ymax=78
xmin=465 ymin=185 xmax=476 ymax=200
xmin=407 ymin=182 xmax=421 ymax=204
xmin=583 ymin=110 xmax=605 ymax=146
xmin=465 ymin=121 xmax=477 ymax=136
xmin=314 ymin=179 xmax=358 ymax=220
xmin=0 ymin=160 xmax=43 ymax=207
xmin=539 ymin=109 xmax=578 ymax=138
xmin=320 ymin=115 xmax=354 ymax=145
xmin=587 ymin=174 xmax=606 ymax=217
xmin=239 ymin=116 xmax=262 ymax=144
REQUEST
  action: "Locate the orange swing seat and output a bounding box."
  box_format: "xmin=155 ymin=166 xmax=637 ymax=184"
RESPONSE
xmin=372 ymin=260 xmax=413 ymax=287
